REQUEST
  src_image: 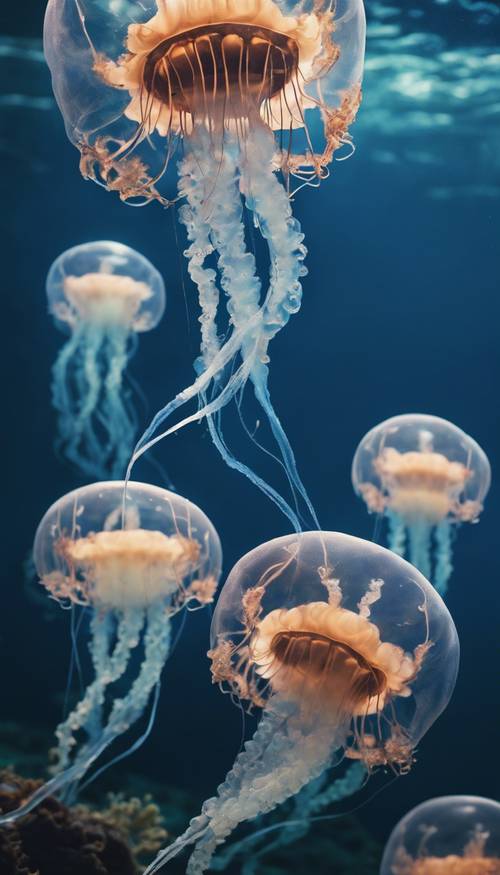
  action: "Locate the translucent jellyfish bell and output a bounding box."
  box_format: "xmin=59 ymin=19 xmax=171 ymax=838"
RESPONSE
xmin=44 ymin=0 xmax=366 ymax=203
xmin=47 ymin=241 xmax=166 ymax=479
xmin=0 ymin=481 xmax=221 ymax=824
xmin=43 ymin=1 xmax=365 ymax=533
xmin=380 ymin=796 xmax=500 ymax=874
xmin=34 ymin=480 xmax=220 ymax=610
xmin=352 ymin=414 xmax=491 ymax=596
xmin=144 ymin=532 xmax=459 ymax=875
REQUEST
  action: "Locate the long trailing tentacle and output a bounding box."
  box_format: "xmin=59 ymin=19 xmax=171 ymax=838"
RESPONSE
xmin=433 ymin=520 xmax=454 ymax=597
xmin=130 ymin=120 xmax=318 ymax=530
xmin=144 ymin=699 xmax=340 ymax=875
xmin=54 ymin=607 xmax=144 ymax=778
xmin=239 ymin=119 xmax=319 ymax=530
xmin=177 ymin=129 xmax=303 ymax=527
xmin=0 ymin=607 xmax=145 ymax=824
xmin=212 ymin=760 xmax=367 ymax=872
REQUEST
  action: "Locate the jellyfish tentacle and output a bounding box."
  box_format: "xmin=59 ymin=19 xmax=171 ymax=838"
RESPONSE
xmin=407 ymin=521 xmax=433 ymax=582
xmin=239 ymin=120 xmax=319 ymax=529
xmin=100 ymin=325 xmax=138 ymax=478
xmin=213 ymin=760 xmax=367 ymax=871
xmin=102 ymin=602 xmax=171 ymax=743
xmin=53 ymin=607 xmax=144 ymax=776
xmin=434 ymin=520 xmax=454 ymax=597
xmin=131 ymin=121 xmax=317 ymax=530
xmin=51 ymin=326 xmax=83 ymax=440
xmin=177 ymin=128 xmax=303 ymax=528
xmin=387 ymin=510 xmax=407 ymax=558
xmin=178 ymin=155 xmax=222 ymax=374
xmin=71 ymin=325 xmax=107 ymax=472
xmin=53 ymin=323 xmax=109 ymax=477
xmin=64 ymin=602 xmax=172 ymax=802
xmin=204 ymin=409 xmax=302 ymax=532
xmin=145 ymin=699 xmax=339 ymax=875
xmin=81 ymin=610 xmax=113 ymax=746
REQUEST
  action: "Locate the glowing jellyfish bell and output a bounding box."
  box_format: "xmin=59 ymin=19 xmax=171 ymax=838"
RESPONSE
xmin=352 ymin=414 xmax=491 ymax=596
xmin=44 ymin=0 xmax=366 ymax=529
xmin=0 ymin=480 xmax=222 ymax=823
xmin=380 ymin=796 xmax=500 ymax=874
xmin=144 ymin=532 xmax=459 ymax=875
xmin=47 ymin=241 xmax=166 ymax=480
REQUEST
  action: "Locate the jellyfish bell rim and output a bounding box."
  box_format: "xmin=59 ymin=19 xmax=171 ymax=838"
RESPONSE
xmin=45 ymin=239 xmax=167 ymax=334
xmin=351 ymin=412 xmax=492 ymax=508
xmin=33 ymin=479 xmax=222 ymax=581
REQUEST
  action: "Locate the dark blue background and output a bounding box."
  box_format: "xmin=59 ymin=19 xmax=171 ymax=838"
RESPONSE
xmin=0 ymin=0 xmax=498 ymax=863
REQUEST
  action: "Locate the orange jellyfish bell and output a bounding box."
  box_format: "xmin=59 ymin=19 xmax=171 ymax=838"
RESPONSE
xmin=142 ymin=532 xmax=459 ymax=875
xmin=45 ymin=0 xmax=366 ymax=202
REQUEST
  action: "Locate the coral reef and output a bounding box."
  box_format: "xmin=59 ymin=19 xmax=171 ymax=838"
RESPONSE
xmin=77 ymin=793 xmax=168 ymax=869
xmin=0 ymin=770 xmax=136 ymax=875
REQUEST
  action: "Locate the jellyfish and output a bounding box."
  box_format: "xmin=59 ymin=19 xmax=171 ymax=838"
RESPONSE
xmin=352 ymin=414 xmax=491 ymax=596
xmin=380 ymin=795 xmax=500 ymax=874
xmin=0 ymin=480 xmax=221 ymax=824
xmin=44 ymin=0 xmax=366 ymax=528
xmin=47 ymin=241 xmax=166 ymax=480
xmin=143 ymin=530 xmax=459 ymax=875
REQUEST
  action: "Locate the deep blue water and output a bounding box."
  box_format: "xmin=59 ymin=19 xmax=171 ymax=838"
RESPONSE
xmin=0 ymin=0 xmax=499 ymax=867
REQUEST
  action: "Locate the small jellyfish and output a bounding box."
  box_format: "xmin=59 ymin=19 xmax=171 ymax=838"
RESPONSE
xmin=44 ymin=0 xmax=366 ymax=528
xmin=352 ymin=414 xmax=491 ymax=596
xmin=144 ymin=531 xmax=459 ymax=875
xmin=0 ymin=480 xmax=221 ymax=823
xmin=47 ymin=241 xmax=166 ymax=479
xmin=380 ymin=795 xmax=500 ymax=874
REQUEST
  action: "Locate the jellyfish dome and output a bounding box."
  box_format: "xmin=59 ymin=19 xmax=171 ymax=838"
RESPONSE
xmin=0 ymin=480 xmax=221 ymax=824
xmin=380 ymin=796 xmax=500 ymax=874
xmin=44 ymin=0 xmax=366 ymax=530
xmin=44 ymin=0 xmax=366 ymax=204
xmin=144 ymin=532 xmax=459 ymax=875
xmin=47 ymin=241 xmax=166 ymax=480
xmin=352 ymin=414 xmax=491 ymax=596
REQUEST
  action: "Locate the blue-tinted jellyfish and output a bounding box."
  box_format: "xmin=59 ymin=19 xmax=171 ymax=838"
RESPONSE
xmin=44 ymin=0 xmax=366 ymax=528
xmin=380 ymin=795 xmax=500 ymax=874
xmin=0 ymin=481 xmax=221 ymax=823
xmin=352 ymin=414 xmax=491 ymax=597
xmin=144 ymin=531 xmax=459 ymax=875
xmin=47 ymin=241 xmax=166 ymax=479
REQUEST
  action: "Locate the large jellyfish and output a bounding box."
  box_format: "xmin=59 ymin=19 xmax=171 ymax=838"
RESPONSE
xmin=144 ymin=530 xmax=459 ymax=875
xmin=44 ymin=0 xmax=366 ymax=527
xmin=380 ymin=796 xmax=500 ymax=874
xmin=0 ymin=480 xmax=221 ymax=823
xmin=352 ymin=414 xmax=491 ymax=596
xmin=48 ymin=241 xmax=166 ymax=479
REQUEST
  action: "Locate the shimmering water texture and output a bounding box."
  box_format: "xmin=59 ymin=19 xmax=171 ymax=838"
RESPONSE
xmin=0 ymin=481 xmax=221 ymax=823
xmin=47 ymin=242 xmax=166 ymax=480
xmin=43 ymin=0 xmax=366 ymax=528
xmin=353 ymin=414 xmax=490 ymax=596
xmin=145 ymin=532 xmax=458 ymax=874
xmin=380 ymin=796 xmax=500 ymax=874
